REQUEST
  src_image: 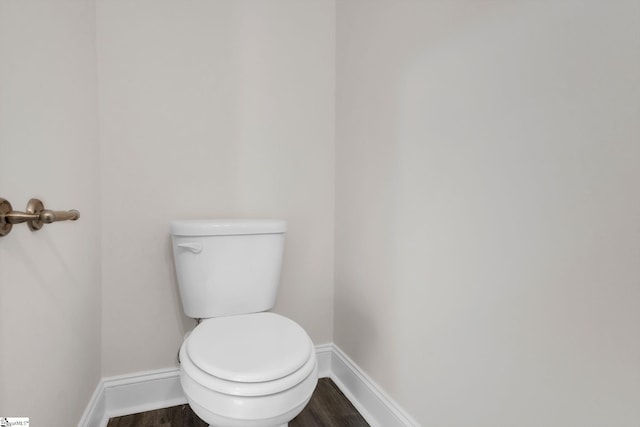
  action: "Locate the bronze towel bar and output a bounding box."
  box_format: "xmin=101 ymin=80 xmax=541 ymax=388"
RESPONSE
xmin=0 ymin=198 xmax=80 ymax=237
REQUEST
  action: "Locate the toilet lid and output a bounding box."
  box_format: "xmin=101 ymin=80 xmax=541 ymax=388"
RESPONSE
xmin=186 ymin=312 xmax=312 ymax=383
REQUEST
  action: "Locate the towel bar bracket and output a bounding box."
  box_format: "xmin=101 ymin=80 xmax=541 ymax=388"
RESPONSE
xmin=0 ymin=198 xmax=11 ymax=237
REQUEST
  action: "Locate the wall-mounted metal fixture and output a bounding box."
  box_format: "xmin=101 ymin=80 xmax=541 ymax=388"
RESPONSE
xmin=0 ymin=198 xmax=80 ymax=237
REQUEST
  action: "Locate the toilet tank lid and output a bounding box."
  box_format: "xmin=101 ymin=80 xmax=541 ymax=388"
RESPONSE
xmin=170 ymin=219 xmax=286 ymax=236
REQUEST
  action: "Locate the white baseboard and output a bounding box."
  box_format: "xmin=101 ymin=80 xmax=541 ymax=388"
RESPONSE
xmin=328 ymin=344 xmax=420 ymax=427
xmin=79 ymin=380 xmax=107 ymax=427
xmin=314 ymin=342 xmax=334 ymax=378
xmin=78 ymin=343 xmax=418 ymax=427
xmin=78 ymin=367 xmax=186 ymax=427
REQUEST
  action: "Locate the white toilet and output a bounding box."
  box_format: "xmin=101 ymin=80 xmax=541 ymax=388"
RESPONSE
xmin=170 ymin=219 xmax=318 ymax=427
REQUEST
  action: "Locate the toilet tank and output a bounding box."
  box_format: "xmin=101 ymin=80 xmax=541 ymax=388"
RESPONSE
xmin=170 ymin=219 xmax=286 ymax=319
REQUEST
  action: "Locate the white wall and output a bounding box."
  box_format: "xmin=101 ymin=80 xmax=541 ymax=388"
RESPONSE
xmin=335 ymin=1 xmax=640 ymax=426
xmin=0 ymin=0 xmax=102 ymax=425
xmin=97 ymin=0 xmax=335 ymax=376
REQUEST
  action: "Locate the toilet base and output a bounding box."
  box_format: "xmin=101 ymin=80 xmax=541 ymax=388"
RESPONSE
xmin=189 ymin=394 xmax=309 ymax=427
xmin=208 ymin=424 xmax=286 ymax=427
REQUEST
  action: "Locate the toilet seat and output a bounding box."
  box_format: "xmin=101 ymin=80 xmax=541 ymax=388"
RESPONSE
xmin=181 ymin=312 xmax=316 ymax=397
xmin=189 ymin=312 xmax=311 ymax=382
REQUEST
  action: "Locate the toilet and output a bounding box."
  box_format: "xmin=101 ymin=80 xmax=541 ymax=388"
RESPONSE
xmin=170 ymin=219 xmax=318 ymax=427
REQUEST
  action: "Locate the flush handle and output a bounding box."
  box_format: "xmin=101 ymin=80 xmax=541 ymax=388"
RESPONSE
xmin=177 ymin=242 xmax=203 ymax=254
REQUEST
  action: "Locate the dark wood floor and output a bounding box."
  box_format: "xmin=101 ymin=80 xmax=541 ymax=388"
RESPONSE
xmin=107 ymin=378 xmax=369 ymax=427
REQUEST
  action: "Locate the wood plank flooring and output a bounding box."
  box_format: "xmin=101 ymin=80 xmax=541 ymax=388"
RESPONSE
xmin=107 ymin=378 xmax=369 ymax=427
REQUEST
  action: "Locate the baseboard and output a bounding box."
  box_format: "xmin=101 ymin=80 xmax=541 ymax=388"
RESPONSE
xmin=78 ymin=379 xmax=107 ymax=427
xmin=78 ymin=344 xmax=418 ymax=427
xmin=329 ymin=344 xmax=420 ymax=427
xmin=78 ymin=367 xmax=186 ymax=427
xmin=314 ymin=342 xmax=334 ymax=378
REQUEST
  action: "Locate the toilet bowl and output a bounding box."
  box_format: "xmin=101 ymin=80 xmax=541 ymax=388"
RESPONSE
xmin=178 ymin=312 xmax=318 ymax=427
